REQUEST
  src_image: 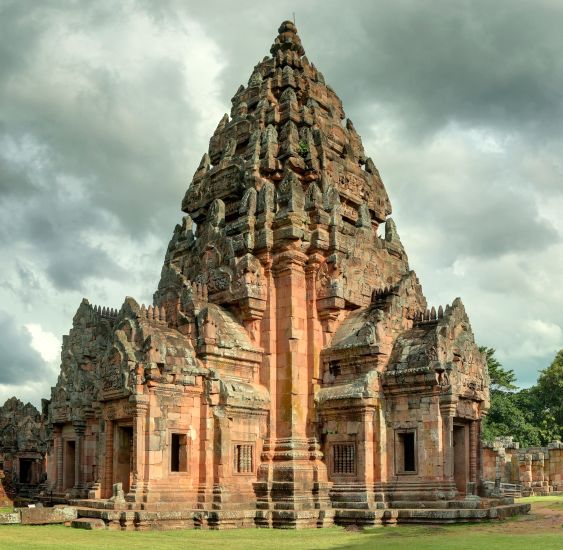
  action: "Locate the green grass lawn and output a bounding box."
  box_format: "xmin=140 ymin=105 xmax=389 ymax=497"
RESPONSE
xmin=0 ymin=523 xmax=560 ymax=550
xmin=516 ymin=494 xmax=562 ymax=504
xmin=0 ymin=496 xmax=561 ymax=550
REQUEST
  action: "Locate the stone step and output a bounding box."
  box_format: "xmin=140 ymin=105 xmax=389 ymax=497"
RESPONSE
xmin=71 ymin=518 xmax=106 ymax=530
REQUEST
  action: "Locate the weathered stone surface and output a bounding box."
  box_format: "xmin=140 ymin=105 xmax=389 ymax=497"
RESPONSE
xmin=38 ymin=20 xmax=514 ymax=529
xmin=483 ymin=437 xmax=563 ymax=494
xmin=71 ymin=518 xmax=106 ymax=530
xmin=0 ymin=397 xmax=47 ymax=501
xmin=20 ymin=505 xmax=77 ymax=525
xmin=0 ymin=512 xmax=19 ymax=524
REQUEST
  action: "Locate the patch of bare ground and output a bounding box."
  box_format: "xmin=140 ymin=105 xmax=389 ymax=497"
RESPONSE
xmin=475 ymin=497 xmax=563 ymax=534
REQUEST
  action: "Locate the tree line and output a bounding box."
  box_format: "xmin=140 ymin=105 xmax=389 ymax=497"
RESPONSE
xmin=481 ymin=347 xmax=563 ymax=447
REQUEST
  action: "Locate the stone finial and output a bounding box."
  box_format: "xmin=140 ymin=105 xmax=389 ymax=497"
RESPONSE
xmin=208 ymin=199 xmax=225 ymax=227
xmin=270 ymin=20 xmax=305 ymax=57
xmin=305 ymin=182 xmax=323 ymax=211
xmin=356 ymin=203 xmax=372 ymax=228
xmin=194 ymin=153 xmax=210 ymax=178
xmin=214 ymin=113 xmax=229 ymax=135
xmin=240 ymin=187 xmax=257 ymax=217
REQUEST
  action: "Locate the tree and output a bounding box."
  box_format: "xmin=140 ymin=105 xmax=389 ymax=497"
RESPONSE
xmin=480 ymin=346 xmax=517 ymax=394
xmin=535 ymin=349 xmax=563 ymax=429
xmin=481 ymin=347 xmax=562 ymax=446
xmin=480 ymin=347 xmax=541 ymax=446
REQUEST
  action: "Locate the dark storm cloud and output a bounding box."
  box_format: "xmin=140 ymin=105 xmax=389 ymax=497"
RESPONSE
xmin=0 ymin=311 xmax=46 ymax=384
xmin=174 ymin=0 xmax=563 ymax=139
xmin=0 ymin=0 xmax=561 ymax=400
xmin=0 ymin=0 xmax=208 ymax=240
xmin=0 ymin=0 xmax=224 ymax=292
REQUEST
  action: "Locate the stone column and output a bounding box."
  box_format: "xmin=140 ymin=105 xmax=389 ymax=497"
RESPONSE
xmin=476 ymin=420 xmax=484 ymax=485
xmin=73 ymin=421 xmax=86 ymax=491
xmin=469 ymin=420 xmax=478 ymax=483
xmin=254 ymin=248 xmax=333 ymax=527
xmin=273 ymin=249 xmax=309 ymax=440
xmin=103 ymin=418 xmax=114 ymax=498
xmin=54 ymin=425 xmax=63 ymax=493
xmin=440 ymin=401 xmax=456 ymax=480
xmin=258 ymin=253 xmax=277 ymax=445
xmin=128 ymin=394 xmax=149 ymax=502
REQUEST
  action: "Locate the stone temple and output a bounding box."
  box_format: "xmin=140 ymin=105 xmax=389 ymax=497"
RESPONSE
xmin=44 ymin=21 xmax=527 ymax=528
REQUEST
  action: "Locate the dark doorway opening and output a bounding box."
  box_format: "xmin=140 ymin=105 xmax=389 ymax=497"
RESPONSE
xmin=170 ymin=433 xmax=188 ymax=472
xmin=453 ymin=424 xmax=468 ymax=494
xmin=115 ymin=425 xmax=133 ymax=493
xmin=400 ymin=432 xmax=416 ymax=472
xmin=64 ymin=440 xmax=76 ymax=489
xmin=19 ymin=458 xmax=33 ymax=483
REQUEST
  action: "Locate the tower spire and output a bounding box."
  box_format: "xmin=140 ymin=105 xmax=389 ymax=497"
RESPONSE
xmin=270 ymin=20 xmax=305 ymax=57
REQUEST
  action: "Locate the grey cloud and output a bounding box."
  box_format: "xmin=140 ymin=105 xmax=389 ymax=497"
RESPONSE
xmin=0 ymin=0 xmax=562 ymax=403
xmin=0 ymin=310 xmax=47 ymax=384
xmin=0 ymin=0 xmax=206 ymax=243
xmin=0 ymin=0 xmax=221 ymax=293
xmin=176 ymin=0 xmax=563 ymax=140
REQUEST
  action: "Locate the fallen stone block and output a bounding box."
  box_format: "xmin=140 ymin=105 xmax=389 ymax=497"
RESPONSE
xmin=20 ymin=505 xmax=77 ymax=525
xmin=0 ymin=512 xmax=20 ymax=524
xmin=71 ymin=518 xmax=106 ymax=530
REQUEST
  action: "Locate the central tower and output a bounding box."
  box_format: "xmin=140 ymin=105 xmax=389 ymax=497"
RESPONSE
xmin=154 ymin=20 xmax=409 ymax=527
xmin=46 ymin=19 xmax=503 ymax=530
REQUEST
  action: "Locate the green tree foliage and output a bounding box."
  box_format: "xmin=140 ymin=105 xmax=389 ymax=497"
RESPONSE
xmin=535 ymin=349 xmax=563 ymax=428
xmin=481 ymin=347 xmax=562 ymax=447
xmin=481 ymin=347 xmax=517 ymax=393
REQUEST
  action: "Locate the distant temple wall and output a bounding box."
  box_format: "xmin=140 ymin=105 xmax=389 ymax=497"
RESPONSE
xmin=483 ymin=437 xmax=563 ymax=493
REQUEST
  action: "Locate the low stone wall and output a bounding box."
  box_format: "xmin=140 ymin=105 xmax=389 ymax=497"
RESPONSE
xmin=0 ymin=505 xmax=77 ymax=525
xmin=483 ymin=438 xmax=563 ymax=494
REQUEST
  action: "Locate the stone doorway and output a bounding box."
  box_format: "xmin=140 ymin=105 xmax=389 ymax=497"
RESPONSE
xmin=453 ymin=423 xmax=469 ymax=494
xmin=114 ymin=425 xmax=133 ymax=494
xmin=19 ymin=458 xmax=33 ymax=484
xmin=63 ymin=440 xmax=76 ymax=490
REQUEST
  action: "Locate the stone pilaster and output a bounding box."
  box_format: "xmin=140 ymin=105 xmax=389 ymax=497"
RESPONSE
xmin=469 ymin=420 xmax=478 ymax=484
xmin=440 ymin=400 xmax=456 ymax=480
xmin=103 ymin=418 xmax=114 ymax=499
xmin=73 ymin=420 xmax=86 ymax=492
xmin=54 ymin=425 xmax=63 ymax=493
xmin=127 ymin=394 xmax=149 ymax=502
xmin=254 ymin=249 xmax=333 ymax=528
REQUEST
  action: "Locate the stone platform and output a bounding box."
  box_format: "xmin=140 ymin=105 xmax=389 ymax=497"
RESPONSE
xmin=67 ymin=498 xmax=530 ymax=530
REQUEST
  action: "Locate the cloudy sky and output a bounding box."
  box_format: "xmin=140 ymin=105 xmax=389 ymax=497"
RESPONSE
xmin=1 ymin=0 xmax=562 ymax=407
